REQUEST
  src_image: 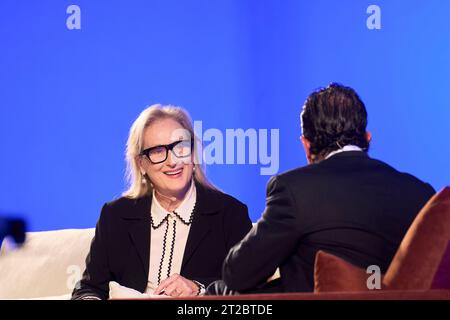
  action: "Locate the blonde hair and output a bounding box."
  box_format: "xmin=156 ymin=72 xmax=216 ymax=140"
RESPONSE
xmin=123 ymin=104 xmax=216 ymax=199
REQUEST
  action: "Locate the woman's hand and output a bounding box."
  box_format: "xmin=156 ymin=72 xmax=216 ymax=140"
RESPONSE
xmin=154 ymin=273 xmax=199 ymax=297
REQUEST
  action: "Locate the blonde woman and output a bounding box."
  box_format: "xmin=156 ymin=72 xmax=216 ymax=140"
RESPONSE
xmin=72 ymin=105 xmax=252 ymax=299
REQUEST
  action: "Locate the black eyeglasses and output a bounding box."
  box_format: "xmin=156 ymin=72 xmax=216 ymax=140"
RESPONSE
xmin=140 ymin=140 xmax=194 ymax=164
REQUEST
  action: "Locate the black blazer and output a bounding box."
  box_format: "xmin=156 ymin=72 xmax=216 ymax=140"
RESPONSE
xmin=223 ymin=151 xmax=436 ymax=293
xmin=72 ymin=183 xmax=252 ymax=300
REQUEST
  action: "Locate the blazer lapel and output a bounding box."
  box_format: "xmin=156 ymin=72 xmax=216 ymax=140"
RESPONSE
xmin=181 ymin=183 xmax=221 ymax=271
xmin=122 ymin=196 xmax=151 ymax=279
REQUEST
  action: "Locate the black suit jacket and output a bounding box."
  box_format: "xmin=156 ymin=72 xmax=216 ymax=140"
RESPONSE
xmin=72 ymin=183 xmax=252 ymax=300
xmin=223 ymin=151 xmax=436 ymax=292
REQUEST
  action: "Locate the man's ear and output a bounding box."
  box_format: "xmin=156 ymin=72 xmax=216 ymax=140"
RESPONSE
xmin=366 ymin=131 xmax=372 ymax=143
xmin=301 ymin=136 xmax=312 ymax=164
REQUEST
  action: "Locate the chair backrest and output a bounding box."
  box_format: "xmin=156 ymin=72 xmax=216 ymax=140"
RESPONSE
xmin=0 ymin=228 xmax=95 ymax=299
xmin=383 ymin=187 xmax=450 ymax=290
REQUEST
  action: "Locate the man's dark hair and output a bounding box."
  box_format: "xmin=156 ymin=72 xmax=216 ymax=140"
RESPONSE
xmin=301 ymin=83 xmax=369 ymax=161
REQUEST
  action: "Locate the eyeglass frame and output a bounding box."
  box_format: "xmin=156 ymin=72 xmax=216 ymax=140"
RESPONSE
xmin=139 ymin=139 xmax=194 ymax=164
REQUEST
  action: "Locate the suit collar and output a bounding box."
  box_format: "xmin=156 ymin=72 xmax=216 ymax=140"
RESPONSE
xmin=325 ymin=145 xmax=363 ymax=159
xmin=324 ymin=150 xmax=369 ymax=160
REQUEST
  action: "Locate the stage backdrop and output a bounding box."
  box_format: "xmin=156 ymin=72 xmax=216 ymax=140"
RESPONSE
xmin=0 ymin=1 xmax=449 ymax=231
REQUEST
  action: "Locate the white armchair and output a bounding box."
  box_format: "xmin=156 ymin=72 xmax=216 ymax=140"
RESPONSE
xmin=0 ymin=228 xmax=94 ymax=299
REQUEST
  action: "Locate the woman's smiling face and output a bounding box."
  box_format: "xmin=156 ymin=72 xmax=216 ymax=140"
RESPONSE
xmin=139 ymin=118 xmax=194 ymax=199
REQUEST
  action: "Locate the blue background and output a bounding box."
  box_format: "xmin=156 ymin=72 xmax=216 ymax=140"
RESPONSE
xmin=0 ymin=1 xmax=449 ymax=231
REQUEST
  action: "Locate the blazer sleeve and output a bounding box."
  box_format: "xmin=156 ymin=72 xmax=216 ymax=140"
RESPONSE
xmin=222 ymin=175 xmax=303 ymax=291
xmin=71 ymin=204 xmax=112 ymax=300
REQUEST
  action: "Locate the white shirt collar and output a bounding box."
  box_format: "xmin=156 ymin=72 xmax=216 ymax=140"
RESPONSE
xmin=151 ymin=181 xmax=197 ymax=227
xmin=325 ymin=145 xmax=363 ymax=160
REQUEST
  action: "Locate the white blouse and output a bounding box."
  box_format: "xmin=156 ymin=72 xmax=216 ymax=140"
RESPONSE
xmin=145 ymin=181 xmax=196 ymax=293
